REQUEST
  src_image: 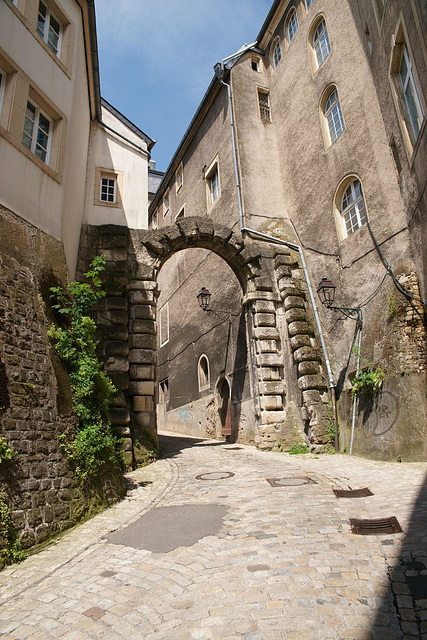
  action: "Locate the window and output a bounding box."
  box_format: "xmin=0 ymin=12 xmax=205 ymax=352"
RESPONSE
xmin=390 ymin=23 xmax=426 ymax=157
xmin=272 ymin=39 xmax=282 ymax=70
xmin=151 ymin=211 xmax=158 ymax=230
xmin=198 ymin=355 xmax=210 ymax=391
xmin=286 ymin=10 xmax=298 ymax=44
xmin=305 ymin=0 xmax=314 ymax=9
xmin=159 ymin=379 xmax=169 ymax=404
xmin=159 ymin=303 xmax=169 ymax=347
xmin=340 ymin=179 xmax=367 ymax=237
xmin=251 ymin=57 xmax=260 ymax=72
xmin=164 ymin=191 xmax=170 ymax=215
xmin=176 ymin=163 xmax=183 ymax=191
xmin=37 ymin=1 xmax=62 ymax=57
xmin=100 ymin=176 xmax=116 ymax=203
xmin=399 ymin=45 xmax=424 ymax=143
xmin=312 ymin=19 xmax=330 ymax=68
xmin=22 ymin=100 xmax=51 ymax=164
xmin=94 ymin=168 xmax=122 ymax=207
xmin=258 ymin=90 xmax=271 ymax=122
xmin=176 ymin=206 xmax=185 ymax=220
xmin=323 ymin=87 xmax=345 ymax=145
xmin=0 ymin=69 xmax=5 ymax=120
xmin=208 ymin=167 xmax=220 ymax=204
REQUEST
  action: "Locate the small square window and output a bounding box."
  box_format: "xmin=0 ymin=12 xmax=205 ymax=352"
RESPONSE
xmin=100 ymin=177 xmax=116 ymax=203
xmin=251 ymin=58 xmax=260 ymax=72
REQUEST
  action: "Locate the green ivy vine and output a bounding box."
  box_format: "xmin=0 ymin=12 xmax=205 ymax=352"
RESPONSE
xmin=0 ymin=492 xmax=26 ymax=570
xmin=48 ymin=255 xmax=124 ymax=484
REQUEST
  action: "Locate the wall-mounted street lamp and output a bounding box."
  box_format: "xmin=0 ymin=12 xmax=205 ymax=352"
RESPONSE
xmin=197 ymin=287 xmax=211 ymax=311
xmin=317 ymin=278 xmax=362 ymax=326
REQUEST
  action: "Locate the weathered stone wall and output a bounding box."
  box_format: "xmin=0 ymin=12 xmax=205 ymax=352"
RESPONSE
xmin=0 ymin=206 xmax=125 ymax=553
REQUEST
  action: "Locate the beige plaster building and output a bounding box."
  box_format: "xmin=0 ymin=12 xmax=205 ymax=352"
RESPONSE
xmin=149 ymin=0 xmax=427 ymax=460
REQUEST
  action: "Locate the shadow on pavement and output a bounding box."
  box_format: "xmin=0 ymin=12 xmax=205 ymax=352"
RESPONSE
xmin=371 ymin=468 xmax=427 ymax=638
xmin=158 ymin=432 xmax=225 ymax=459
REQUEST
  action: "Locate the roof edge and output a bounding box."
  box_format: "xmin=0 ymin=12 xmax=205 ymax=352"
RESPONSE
xmin=101 ymin=98 xmax=156 ymax=149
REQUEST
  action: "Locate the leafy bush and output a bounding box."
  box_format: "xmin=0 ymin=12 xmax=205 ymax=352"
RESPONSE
xmin=0 ymin=492 xmax=26 ymax=569
xmin=351 ymin=348 xmax=385 ymax=399
xmin=0 ymin=435 xmax=17 ymax=465
xmin=48 ymin=256 xmax=123 ymax=484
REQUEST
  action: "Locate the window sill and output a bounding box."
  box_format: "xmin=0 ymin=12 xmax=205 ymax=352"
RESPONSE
xmin=0 ymin=126 xmax=62 ymax=182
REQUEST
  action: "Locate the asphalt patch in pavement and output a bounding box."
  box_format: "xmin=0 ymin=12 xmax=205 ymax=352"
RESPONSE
xmin=105 ymin=504 xmax=228 ymax=553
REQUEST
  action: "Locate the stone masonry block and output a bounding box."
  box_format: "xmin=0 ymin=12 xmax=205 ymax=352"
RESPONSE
xmin=253 ymin=275 xmax=273 ymax=291
xmin=259 ymin=367 xmax=281 ymax=381
xmin=130 ymin=290 xmax=155 ymax=304
xmin=239 ymin=245 xmax=261 ymax=264
xmin=131 ymin=304 xmax=155 ymax=320
xmin=106 ymin=341 xmax=129 ymax=357
xmin=253 ymin=299 xmax=275 ymax=313
xmin=284 ymin=295 xmax=305 ymax=310
xmin=254 ymin=327 xmax=280 ymax=340
xmin=289 ymin=334 xmax=311 ymax=350
xmin=257 ymin=353 xmax=283 ymax=367
xmin=128 ymin=381 xmax=155 ymax=395
xmin=134 ymin=411 xmax=155 ymax=429
xmin=298 ymin=360 xmax=320 ymax=376
xmin=129 ymin=364 xmax=154 ymax=380
xmin=109 ymin=373 xmax=129 ymax=390
xmin=254 ymin=313 xmax=276 ymax=327
xmin=105 ymin=357 xmax=129 ymax=373
xmin=302 ymin=389 xmax=322 ymax=405
xmin=260 ymin=410 xmax=286 ymax=424
xmin=196 ymin=217 xmax=215 ymax=239
xmin=130 ymin=334 xmax=156 ymax=349
xmin=131 ymin=319 xmax=156 ymax=334
xmin=298 ymin=374 xmax=327 ymax=390
xmin=260 ymin=395 xmax=283 ymax=411
xmin=133 ymin=396 xmax=154 ymax=412
xmin=109 ymin=407 xmax=130 ymax=425
xmin=288 ymin=321 xmax=314 ymax=336
xmin=102 ymin=248 xmax=128 ymax=262
xmin=111 ymin=311 xmax=128 ymax=325
xmin=259 ymin=381 xmax=285 ymax=395
xmin=129 ymin=349 xmax=156 ymax=364
xmin=212 ymin=222 xmax=233 ymax=244
xmin=285 ymin=308 xmax=307 ymax=324
xmin=293 ymin=346 xmax=321 ymax=362
xmin=275 ymin=265 xmax=292 ymax=279
xmin=106 ymin=297 xmax=127 ymax=311
xmin=259 ymin=340 xmax=279 ymax=353
xmin=128 ymin=279 xmax=157 ymax=291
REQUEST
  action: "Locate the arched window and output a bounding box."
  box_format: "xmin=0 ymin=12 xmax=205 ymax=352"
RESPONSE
xmin=312 ymin=19 xmax=330 ymax=68
xmin=272 ymin=38 xmax=282 ymax=70
xmin=286 ymin=10 xmax=298 ymax=44
xmin=198 ymin=355 xmax=210 ymax=391
xmin=305 ymin=0 xmax=314 ymax=9
xmin=340 ymin=179 xmax=367 ymax=237
xmin=323 ymin=87 xmax=345 ymax=144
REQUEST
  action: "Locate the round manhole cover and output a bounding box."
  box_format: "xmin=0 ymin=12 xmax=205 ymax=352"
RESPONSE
xmin=267 ymin=477 xmax=316 ymax=486
xmin=196 ymin=471 xmax=235 ymax=481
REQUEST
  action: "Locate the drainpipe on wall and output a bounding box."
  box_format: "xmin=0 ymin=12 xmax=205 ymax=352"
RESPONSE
xmin=216 ymin=61 xmax=339 ymax=451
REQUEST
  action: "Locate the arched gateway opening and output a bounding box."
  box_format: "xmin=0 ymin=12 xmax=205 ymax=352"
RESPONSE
xmin=78 ymin=216 xmax=331 ymax=461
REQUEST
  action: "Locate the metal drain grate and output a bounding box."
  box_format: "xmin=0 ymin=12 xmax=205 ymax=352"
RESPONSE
xmin=334 ymin=488 xmax=373 ymax=498
xmin=196 ymin=471 xmax=235 ymax=480
xmin=266 ymin=477 xmax=317 ymax=487
xmin=350 ymin=517 xmax=402 ymax=535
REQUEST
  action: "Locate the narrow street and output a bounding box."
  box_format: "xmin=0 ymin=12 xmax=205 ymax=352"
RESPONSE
xmin=0 ymin=432 xmax=426 ymax=640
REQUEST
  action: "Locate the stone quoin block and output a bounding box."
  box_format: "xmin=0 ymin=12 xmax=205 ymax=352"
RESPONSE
xmin=260 ymin=410 xmax=286 ymax=424
xmin=260 ymin=395 xmax=283 ymax=411
xmin=254 ymin=313 xmax=276 ymax=327
xmin=133 ymin=396 xmax=154 ymax=412
xmin=284 ymin=295 xmax=305 ymax=310
xmin=256 ymin=353 xmax=283 ymax=367
xmin=131 ymin=305 xmax=155 ymax=320
xmin=293 ymin=346 xmax=321 ymax=363
xmin=289 ymin=334 xmax=312 ymax=350
xmin=298 ymin=360 xmax=320 ymax=376
xmin=130 ymin=334 xmax=156 ymax=349
xmin=130 ymin=289 xmax=155 ymax=304
xmin=109 ymin=407 xmax=130 ymax=425
xmin=129 ymin=364 xmax=154 ymax=380
xmin=106 ymin=342 xmax=129 ymax=357
xmin=131 ymin=319 xmax=156 ymax=334
xmin=253 ymin=299 xmax=275 ymax=313
xmin=285 ymin=307 xmax=307 ymax=324
xmin=259 ymin=367 xmax=281 ymax=381
xmin=253 ymin=327 xmax=280 ymax=341
xmin=105 ymin=297 xmax=127 ymax=311
xmin=128 ymin=381 xmax=155 ymax=396
xmin=111 ymin=311 xmax=128 ymax=326
xmin=297 ymin=374 xmax=327 ymax=390
xmin=105 ymin=357 xmax=129 ymax=373
xmin=128 ymin=349 xmax=156 ymax=365
xmin=288 ymin=321 xmax=313 ymax=336
xmin=259 ymin=381 xmax=285 ymax=395
xmin=259 ymin=340 xmax=279 ymax=353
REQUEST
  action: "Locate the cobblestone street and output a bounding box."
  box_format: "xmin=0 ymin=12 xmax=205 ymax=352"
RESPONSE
xmin=0 ymin=431 xmax=426 ymax=640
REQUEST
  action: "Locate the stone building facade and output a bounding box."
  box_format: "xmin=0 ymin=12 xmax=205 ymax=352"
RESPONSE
xmin=148 ymin=0 xmax=427 ymax=460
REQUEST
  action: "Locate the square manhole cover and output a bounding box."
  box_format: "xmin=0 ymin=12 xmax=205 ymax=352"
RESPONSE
xmin=266 ymin=477 xmax=317 ymax=487
xmin=334 ymin=488 xmax=373 ymax=498
xmin=350 ymin=517 xmax=402 ymax=535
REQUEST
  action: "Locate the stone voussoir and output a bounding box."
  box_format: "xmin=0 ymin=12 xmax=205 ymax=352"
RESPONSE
xmin=288 ymin=320 xmax=314 ymax=336
xmin=285 ymin=307 xmax=307 ymax=324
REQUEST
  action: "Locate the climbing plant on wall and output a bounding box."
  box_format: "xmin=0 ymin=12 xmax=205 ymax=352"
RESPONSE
xmin=48 ymin=255 xmax=124 ymax=484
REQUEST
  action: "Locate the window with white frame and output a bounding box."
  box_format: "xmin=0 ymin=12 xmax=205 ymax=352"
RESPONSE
xmin=251 ymin=57 xmax=260 ymax=72
xmin=0 ymin=69 xmax=5 ymax=120
xmin=164 ymin=190 xmax=170 ymax=215
xmin=340 ymin=179 xmax=367 ymax=237
xmin=399 ymin=45 xmax=425 ymax=143
xmin=258 ymin=90 xmax=271 ymax=122
xmin=37 ymin=1 xmax=62 ymax=57
xmin=176 ymin=163 xmax=183 ymax=191
xmin=272 ymin=39 xmax=282 ymax=70
xmin=176 ymin=206 xmax=185 ymax=220
xmin=100 ymin=176 xmax=116 ymax=203
xmin=312 ymin=19 xmax=330 ymax=68
xmin=22 ymin=100 xmax=52 ymax=164
xmin=323 ymin=87 xmax=345 ymax=145
xmin=286 ymin=10 xmax=298 ymax=44
xmin=208 ymin=167 xmax=220 ymax=205
xmin=159 ymin=303 xmax=169 ymax=347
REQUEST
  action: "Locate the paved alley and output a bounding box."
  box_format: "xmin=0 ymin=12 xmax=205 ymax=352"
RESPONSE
xmin=0 ymin=432 xmax=426 ymax=640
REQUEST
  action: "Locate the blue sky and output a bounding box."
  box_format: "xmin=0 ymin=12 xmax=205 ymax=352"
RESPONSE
xmin=95 ymin=0 xmax=273 ymax=172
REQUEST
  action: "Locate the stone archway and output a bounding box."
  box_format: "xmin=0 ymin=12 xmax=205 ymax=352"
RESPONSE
xmin=77 ymin=216 xmax=331 ymax=456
